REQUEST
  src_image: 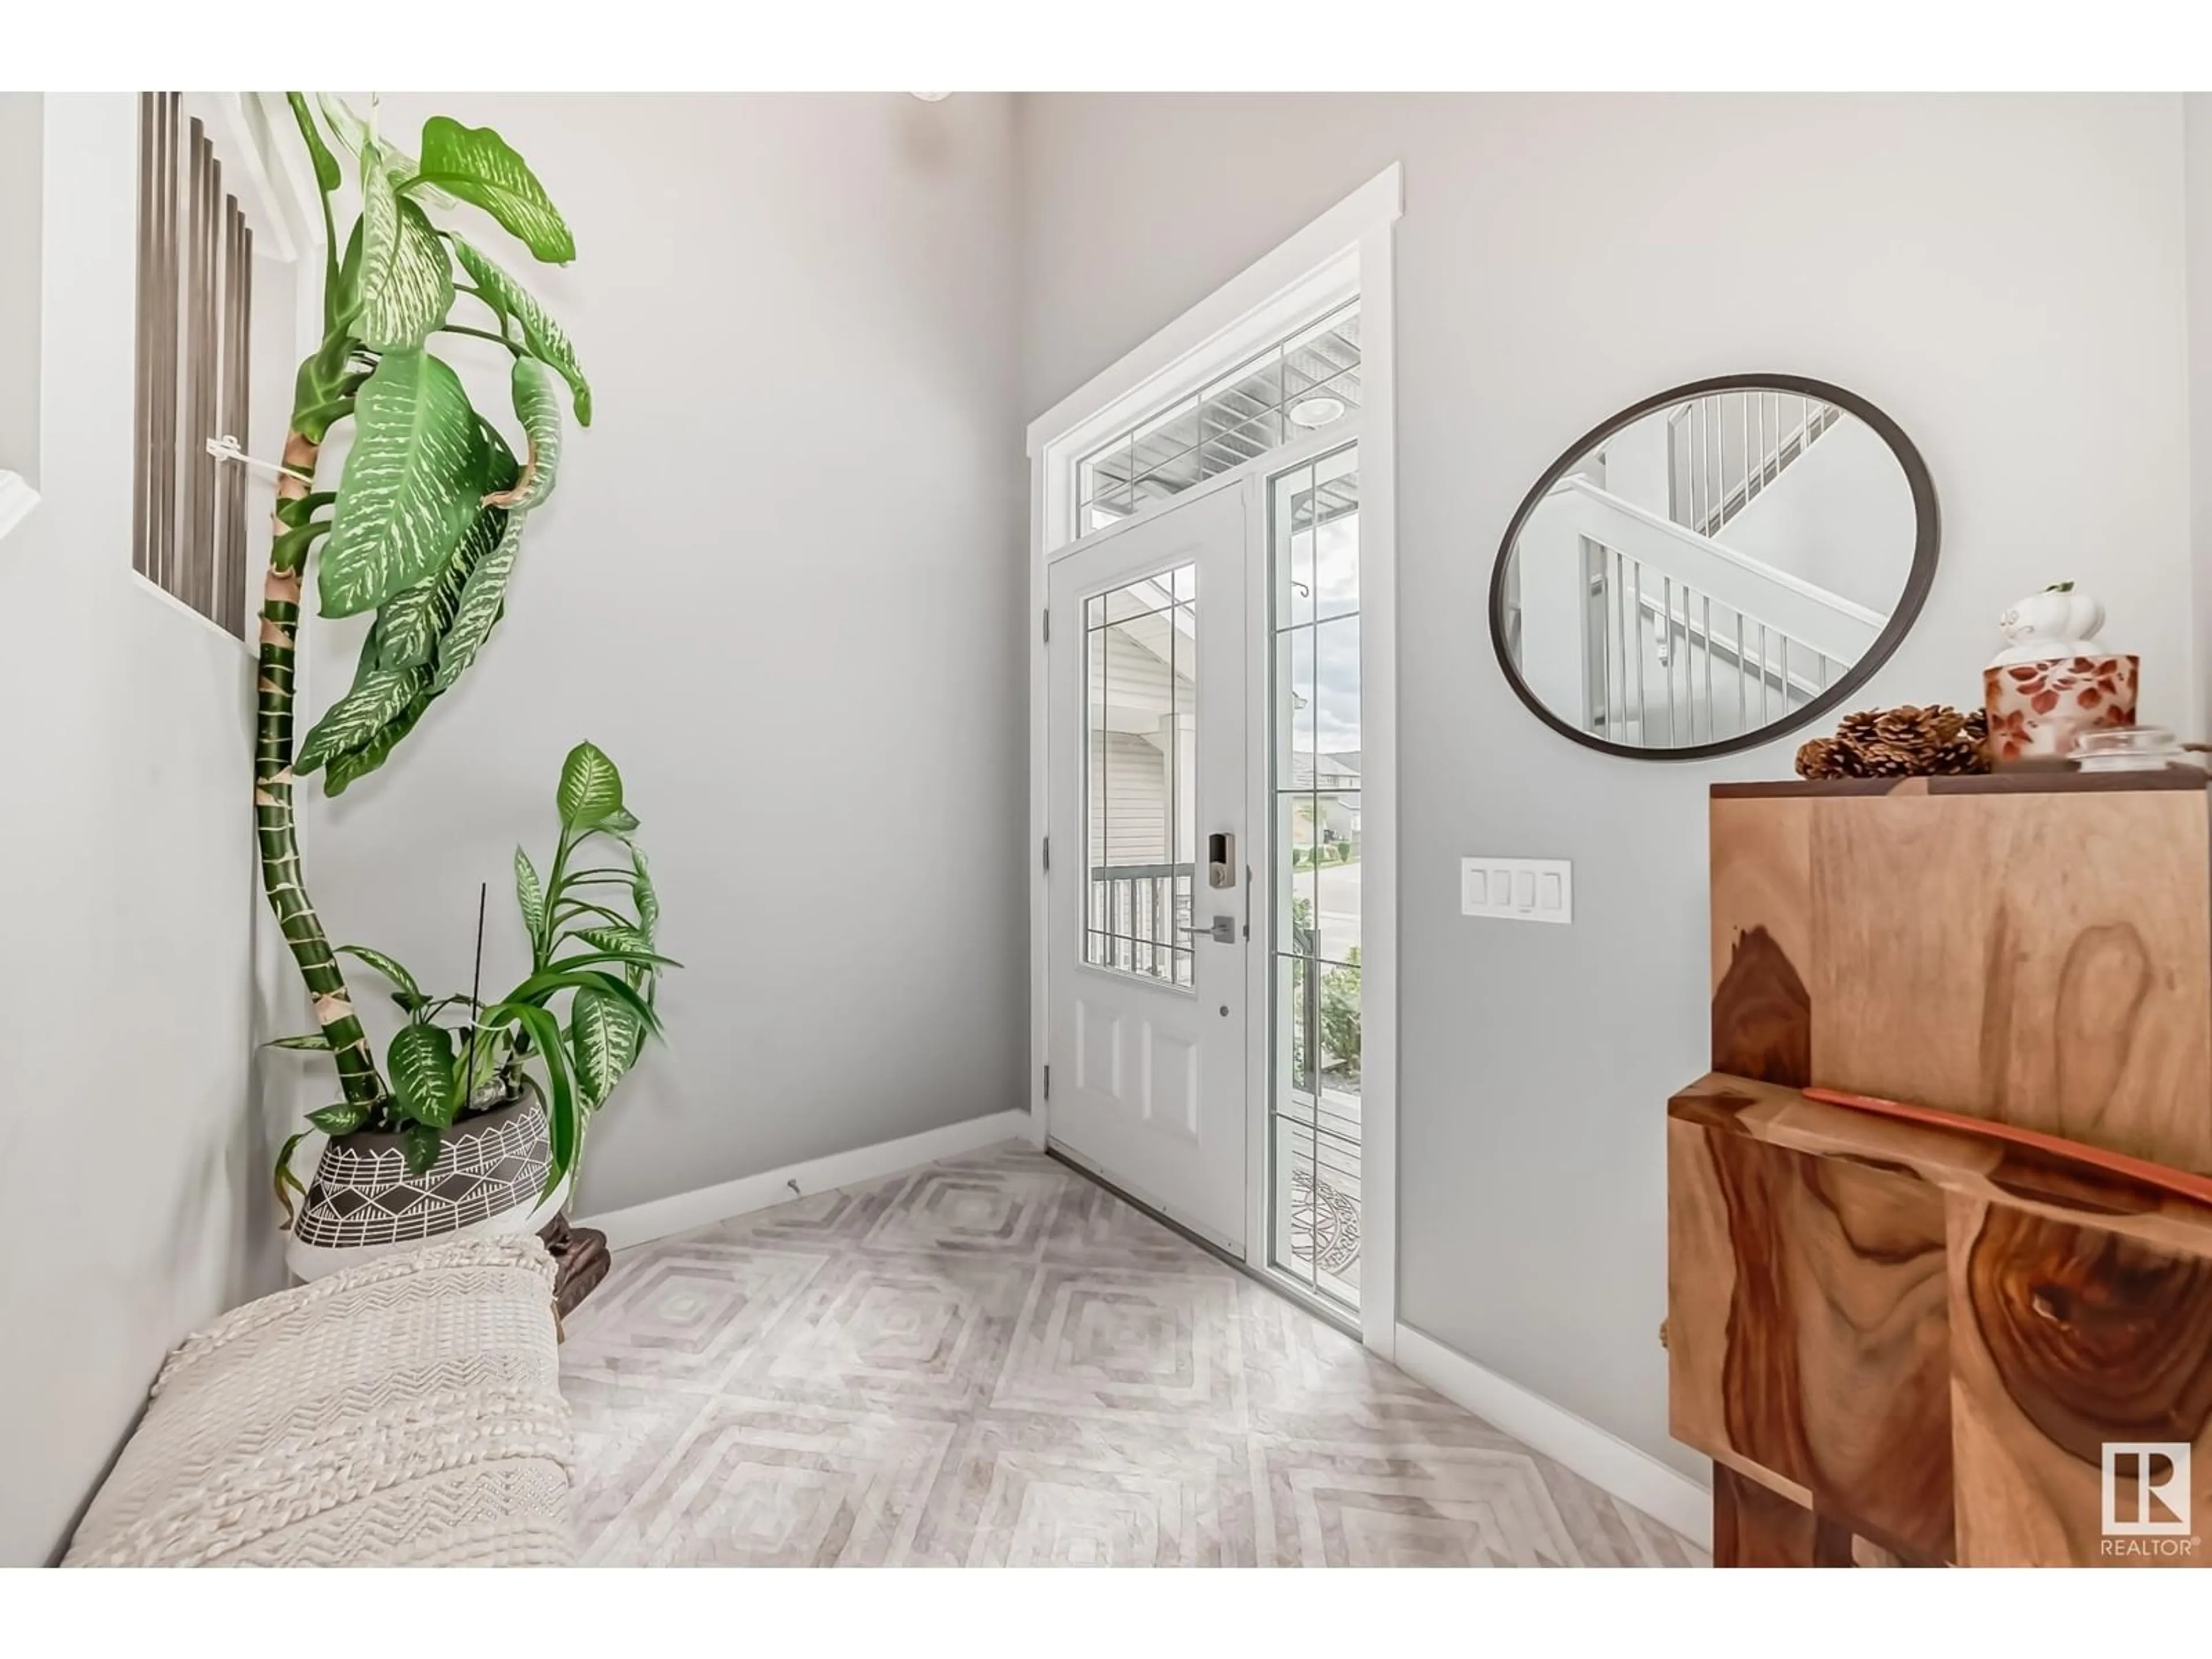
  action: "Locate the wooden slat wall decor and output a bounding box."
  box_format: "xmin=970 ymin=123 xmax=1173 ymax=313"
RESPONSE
xmin=132 ymin=91 xmax=254 ymax=639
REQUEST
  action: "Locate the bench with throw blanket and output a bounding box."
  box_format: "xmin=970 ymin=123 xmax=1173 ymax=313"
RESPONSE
xmin=65 ymin=1236 xmax=575 ymax=1567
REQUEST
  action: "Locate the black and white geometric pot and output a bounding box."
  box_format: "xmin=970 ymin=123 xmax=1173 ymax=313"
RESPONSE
xmin=284 ymin=1090 xmax=571 ymax=1282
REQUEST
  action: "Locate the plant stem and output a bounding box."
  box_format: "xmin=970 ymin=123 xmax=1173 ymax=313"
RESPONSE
xmin=439 ymin=322 xmax=524 ymax=356
xmin=255 ymin=426 xmax=385 ymax=1112
xmin=536 ymin=827 xmax=577 ymax=976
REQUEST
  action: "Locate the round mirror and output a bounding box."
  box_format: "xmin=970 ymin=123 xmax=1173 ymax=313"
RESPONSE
xmin=1490 ymin=375 xmax=1938 ymax=759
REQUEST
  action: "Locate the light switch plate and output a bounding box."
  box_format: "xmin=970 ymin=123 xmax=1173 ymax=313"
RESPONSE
xmin=1461 ymin=857 xmax=1573 ymax=925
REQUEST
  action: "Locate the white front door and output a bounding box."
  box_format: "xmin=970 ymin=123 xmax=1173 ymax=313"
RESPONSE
xmin=1046 ymin=484 xmax=1249 ymax=1250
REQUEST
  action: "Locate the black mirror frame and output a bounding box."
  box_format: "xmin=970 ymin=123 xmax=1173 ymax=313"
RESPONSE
xmin=1488 ymin=373 xmax=1940 ymax=762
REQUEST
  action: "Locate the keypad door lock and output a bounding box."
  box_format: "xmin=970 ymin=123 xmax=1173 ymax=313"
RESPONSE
xmin=1207 ymin=831 xmax=1236 ymax=890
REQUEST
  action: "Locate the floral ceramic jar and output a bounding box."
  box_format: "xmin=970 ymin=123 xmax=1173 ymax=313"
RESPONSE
xmin=1982 ymin=583 xmax=2137 ymax=767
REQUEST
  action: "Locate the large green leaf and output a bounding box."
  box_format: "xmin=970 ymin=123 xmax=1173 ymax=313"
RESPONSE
xmin=336 ymin=943 xmax=425 ymax=1010
xmin=574 ymin=925 xmax=651 ymax=956
xmin=285 ymin=92 xmax=340 ymax=194
xmin=557 ymin=741 xmax=623 ymax=830
xmin=515 ymin=846 xmax=547 ymax=953
xmin=450 ymin=236 xmax=591 ymax=425
xmin=412 ymin=117 xmax=575 ymax=263
xmin=372 ymin=579 xmax=440 ymax=668
xmin=369 ymin=581 xmax=442 ymax=672
xmin=327 ymin=219 xmax=366 ymax=347
xmin=547 ymin=949 xmax=683 ymax=979
xmin=315 ymin=93 xmax=368 ymax=158
xmin=388 ymin=1022 xmax=457 ymax=1128
xmin=295 ymin=665 xmax=428 ymax=774
xmin=307 ymin=1101 xmax=371 ymax=1135
xmin=570 ymin=987 xmax=641 ymax=1109
xmin=512 ymin=967 xmax=663 ymax=1038
xmin=324 ymin=691 xmax=430 ymax=796
xmin=355 ymin=153 xmax=454 ymax=351
xmin=484 ymin=358 xmax=562 ymax=512
xmin=275 ymin=1130 xmax=311 ymax=1226
xmin=401 ymin=1122 xmax=446 ymax=1175
xmin=315 ymin=94 xmax=455 ymax=208
xmin=631 ymin=847 xmax=660 ymax=941
xmin=489 ymin=1001 xmax=576 ymax=1195
xmin=479 ymin=414 xmax=521 ymax=492
xmin=319 ymin=351 xmax=488 ymax=618
xmin=376 ymin=505 xmax=506 ymax=672
xmin=427 ymin=510 xmax=524 ymax=695
xmin=315 ymin=600 xmax=435 ymax=794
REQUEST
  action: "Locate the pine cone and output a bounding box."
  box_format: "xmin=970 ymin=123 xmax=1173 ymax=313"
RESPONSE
xmin=1835 ymin=709 xmax=1883 ymax=746
xmin=1858 ymin=740 xmax=1919 ymax=777
xmin=1943 ymin=717 xmax=1994 ymax=773
xmin=1794 ymin=737 xmax=1851 ymax=779
xmin=1873 ymin=706 xmax=1927 ymax=745
xmin=1929 ymin=734 xmax=1991 ymax=775
xmin=1801 ymin=704 xmax=1988 ymax=779
xmin=1918 ymin=706 xmax=1968 ymax=746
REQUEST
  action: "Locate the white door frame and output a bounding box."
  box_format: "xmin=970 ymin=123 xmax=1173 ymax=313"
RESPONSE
xmin=1025 ymin=164 xmax=1403 ymax=1357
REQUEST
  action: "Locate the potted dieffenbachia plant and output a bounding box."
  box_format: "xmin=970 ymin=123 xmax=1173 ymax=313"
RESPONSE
xmin=255 ymin=96 xmax=660 ymax=1265
xmin=280 ymin=743 xmax=673 ymax=1280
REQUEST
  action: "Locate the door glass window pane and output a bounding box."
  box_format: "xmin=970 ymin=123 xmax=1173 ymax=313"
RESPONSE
xmin=1267 ymin=446 xmax=1361 ymax=1311
xmin=1075 ymin=300 xmax=1361 ymax=537
xmin=1085 ymin=563 xmax=1197 ymax=989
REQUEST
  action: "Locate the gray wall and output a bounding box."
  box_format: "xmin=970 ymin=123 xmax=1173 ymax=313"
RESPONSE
xmin=1017 ymin=92 xmax=2195 ymax=1476
xmin=298 ymin=94 xmax=1029 ymax=1217
xmin=0 ymin=93 xmax=39 ymax=480
xmin=0 ymin=94 xmax=290 ymax=1567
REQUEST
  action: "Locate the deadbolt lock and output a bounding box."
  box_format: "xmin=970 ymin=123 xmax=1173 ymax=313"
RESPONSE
xmin=1207 ymin=831 xmax=1236 ymax=890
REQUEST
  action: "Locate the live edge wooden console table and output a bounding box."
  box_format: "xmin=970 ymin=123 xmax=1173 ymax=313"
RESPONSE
xmin=1672 ymin=771 xmax=2212 ymax=1567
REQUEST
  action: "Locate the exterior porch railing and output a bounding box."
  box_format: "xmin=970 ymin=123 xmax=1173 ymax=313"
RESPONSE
xmin=1086 ymin=861 xmax=1195 ymax=983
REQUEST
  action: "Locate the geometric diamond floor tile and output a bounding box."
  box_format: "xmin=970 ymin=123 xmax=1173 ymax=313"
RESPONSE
xmin=582 ymin=1395 xmax=955 ymax=1567
xmin=559 ymin=1241 xmax=828 ymax=1389
xmin=560 ymin=1141 xmax=1709 ymax=1567
xmin=724 ymin=1250 xmax=1035 ymax=1415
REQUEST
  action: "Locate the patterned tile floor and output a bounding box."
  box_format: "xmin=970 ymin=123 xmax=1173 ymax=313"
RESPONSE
xmin=560 ymin=1141 xmax=1706 ymax=1567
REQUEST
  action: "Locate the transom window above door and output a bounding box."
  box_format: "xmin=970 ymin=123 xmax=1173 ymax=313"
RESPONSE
xmin=1075 ymin=301 xmax=1362 ymax=537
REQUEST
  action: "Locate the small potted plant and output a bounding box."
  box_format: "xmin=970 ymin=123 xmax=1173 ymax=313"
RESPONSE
xmin=278 ymin=741 xmax=676 ymax=1280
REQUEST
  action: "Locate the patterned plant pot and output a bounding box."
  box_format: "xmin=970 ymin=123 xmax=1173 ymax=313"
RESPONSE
xmin=1982 ymin=653 xmax=2138 ymax=767
xmin=285 ymin=1092 xmax=571 ymax=1283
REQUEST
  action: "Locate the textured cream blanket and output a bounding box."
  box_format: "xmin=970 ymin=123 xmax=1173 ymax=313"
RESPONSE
xmin=66 ymin=1236 xmax=575 ymax=1567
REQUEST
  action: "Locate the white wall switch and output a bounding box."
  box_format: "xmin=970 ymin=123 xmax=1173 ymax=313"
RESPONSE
xmin=1461 ymin=857 xmax=1573 ymax=925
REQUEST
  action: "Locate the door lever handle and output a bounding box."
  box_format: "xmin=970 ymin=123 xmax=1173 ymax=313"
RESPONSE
xmin=1181 ymin=915 xmax=1237 ymax=944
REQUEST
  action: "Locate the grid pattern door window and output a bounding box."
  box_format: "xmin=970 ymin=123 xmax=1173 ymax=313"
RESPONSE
xmin=1077 ymin=301 xmax=1360 ymax=538
xmin=1268 ymin=445 xmax=1362 ymax=1310
xmin=1085 ymin=565 xmax=1198 ymax=988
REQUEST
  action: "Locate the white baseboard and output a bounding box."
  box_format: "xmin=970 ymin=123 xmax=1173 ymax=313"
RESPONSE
xmin=1393 ymin=1323 xmax=1713 ymax=1552
xmin=577 ymin=1109 xmax=1034 ymax=1252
